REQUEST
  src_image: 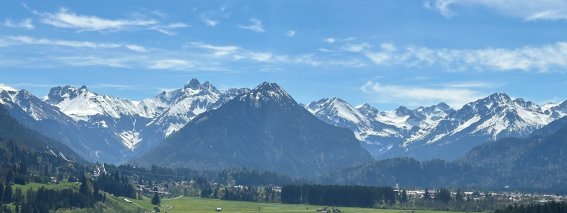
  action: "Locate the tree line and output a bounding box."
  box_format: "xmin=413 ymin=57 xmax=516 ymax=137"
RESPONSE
xmin=281 ymin=184 xmax=397 ymax=208
xmin=95 ymin=171 xmax=136 ymax=198
xmin=495 ymin=202 xmax=567 ymax=213
xmin=5 ymin=174 xmax=104 ymax=213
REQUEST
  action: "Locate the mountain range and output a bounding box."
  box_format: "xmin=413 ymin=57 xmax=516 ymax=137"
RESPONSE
xmin=307 ymin=94 xmax=567 ymax=160
xmin=0 ymin=80 xmax=248 ymax=163
xmin=1 ymin=79 xmax=566 ymax=166
xmin=324 ymin=116 xmax=567 ymax=193
xmin=132 ymin=82 xmax=372 ymax=177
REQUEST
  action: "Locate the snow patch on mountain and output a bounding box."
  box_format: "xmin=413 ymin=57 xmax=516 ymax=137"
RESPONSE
xmin=46 ymin=85 xmax=149 ymax=121
xmin=117 ymin=131 xmax=142 ymax=150
xmin=375 ymin=110 xmax=411 ymax=129
xmin=0 ymin=84 xmax=17 ymax=92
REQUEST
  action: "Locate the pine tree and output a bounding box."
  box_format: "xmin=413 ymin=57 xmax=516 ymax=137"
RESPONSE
xmin=79 ymin=175 xmax=88 ymax=194
xmin=455 ymin=189 xmax=464 ymax=202
xmin=400 ymin=190 xmax=408 ymax=203
xmin=13 ymin=188 xmax=22 ymax=206
xmin=0 ymin=183 xmax=4 ymax=203
xmin=424 ymin=189 xmax=431 ymax=200
xmin=3 ymin=184 xmax=12 ymax=203
xmin=436 ymin=188 xmax=451 ymax=203
xmin=151 ymin=192 xmax=161 ymax=206
xmin=93 ymin=183 xmax=100 ymax=201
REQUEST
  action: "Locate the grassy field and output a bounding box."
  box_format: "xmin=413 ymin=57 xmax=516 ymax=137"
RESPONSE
xmin=13 ymin=182 xmax=78 ymax=192
xmin=125 ymin=196 xmax=466 ymax=213
xmin=8 ymin=183 xmax=468 ymax=213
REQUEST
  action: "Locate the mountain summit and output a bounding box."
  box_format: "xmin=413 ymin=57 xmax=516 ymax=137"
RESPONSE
xmin=133 ymin=82 xmax=372 ymax=177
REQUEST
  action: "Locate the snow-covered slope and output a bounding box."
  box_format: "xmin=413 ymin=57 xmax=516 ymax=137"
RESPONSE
xmin=6 ymin=79 xmax=567 ymax=163
xmin=409 ymin=93 xmax=551 ymax=144
xmin=46 ymin=85 xmax=152 ymax=150
xmin=545 ymin=100 xmax=567 ymax=119
xmin=133 ymin=82 xmax=372 ymax=177
xmin=307 ymin=98 xmax=372 ymax=133
xmin=308 ymin=93 xmax=565 ymax=160
xmin=43 ymin=79 xmax=250 ymax=159
xmin=306 ymin=98 xmax=455 ymax=156
xmin=0 ymin=84 xmax=128 ymax=162
xmin=46 ymin=85 xmax=150 ymax=121
xmin=134 ymin=79 xmax=250 ymax=154
xmin=143 ymin=79 xmax=222 ymax=137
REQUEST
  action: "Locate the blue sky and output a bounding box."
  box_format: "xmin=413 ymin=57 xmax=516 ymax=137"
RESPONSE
xmin=1 ymin=0 xmax=567 ymax=110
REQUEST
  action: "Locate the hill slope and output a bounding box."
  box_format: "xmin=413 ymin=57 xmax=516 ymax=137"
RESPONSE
xmin=0 ymin=105 xmax=83 ymax=162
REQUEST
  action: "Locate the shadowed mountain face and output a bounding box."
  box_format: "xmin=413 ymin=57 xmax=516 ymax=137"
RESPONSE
xmin=134 ymin=82 xmax=372 ymax=178
xmin=0 ymin=105 xmax=83 ymax=162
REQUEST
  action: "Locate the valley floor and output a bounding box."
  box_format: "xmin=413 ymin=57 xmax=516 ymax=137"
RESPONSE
xmin=126 ymin=196 xmax=467 ymax=213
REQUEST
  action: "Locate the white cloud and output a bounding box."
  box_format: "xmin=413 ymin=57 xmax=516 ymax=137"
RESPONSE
xmin=0 ymin=33 xmax=365 ymax=71
xmin=150 ymin=22 xmax=189 ymax=35
xmin=286 ymin=30 xmax=296 ymax=37
xmin=361 ymin=81 xmax=485 ymax=108
xmin=187 ymin=41 xmax=323 ymax=66
xmin=53 ymin=56 xmax=134 ymax=68
xmin=342 ymin=43 xmax=370 ymax=52
xmin=342 ymin=42 xmax=397 ymax=65
xmin=201 ymin=17 xmax=219 ymax=27
xmin=90 ymin=83 xmax=139 ymax=90
xmin=31 ymin=7 xmax=187 ymax=34
xmin=187 ymin=42 xmax=240 ymax=56
xmin=348 ymin=41 xmax=567 ymax=72
xmin=425 ymin=0 xmax=567 ymax=21
xmin=149 ymin=59 xmax=194 ymax=70
xmin=38 ymin=8 xmax=156 ymax=31
xmin=324 ymin=38 xmax=336 ymax=43
xmin=4 ymin=18 xmax=34 ymax=29
xmin=125 ymin=45 xmax=148 ymax=53
xmin=238 ymin=18 xmax=264 ymax=32
xmin=2 ymin=35 xmax=146 ymax=52
xmin=440 ymin=81 xmax=499 ymax=88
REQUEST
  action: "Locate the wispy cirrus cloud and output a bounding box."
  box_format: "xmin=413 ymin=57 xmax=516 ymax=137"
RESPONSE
xmin=149 ymin=22 xmax=189 ymax=35
xmin=342 ymin=41 xmax=567 ymax=72
xmin=439 ymin=81 xmax=500 ymax=89
xmin=238 ymin=18 xmax=264 ymax=32
xmin=361 ymin=80 xmax=486 ymax=108
xmin=4 ymin=18 xmax=34 ymax=29
xmin=28 ymin=7 xmax=187 ymax=34
xmin=424 ymin=0 xmax=567 ymax=21
xmin=286 ymin=30 xmax=296 ymax=37
xmin=52 ymin=56 xmax=136 ymax=68
xmin=186 ymin=41 xmax=327 ymax=66
xmin=201 ymin=17 xmax=219 ymax=27
xmin=149 ymin=59 xmax=194 ymax=70
xmin=0 ymin=35 xmax=148 ymax=52
xmin=187 ymin=42 xmax=240 ymax=56
xmin=89 ymin=83 xmax=139 ymax=90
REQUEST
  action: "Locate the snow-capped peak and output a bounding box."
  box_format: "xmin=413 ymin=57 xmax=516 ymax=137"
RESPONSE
xmin=307 ymin=97 xmax=368 ymax=125
xmin=184 ymin=78 xmax=202 ymax=89
xmin=542 ymin=102 xmax=559 ymax=112
xmin=242 ymin=82 xmax=294 ymax=104
xmin=255 ymin=82 xmax=291 ymax=99
xmin=410 ymin=93 xmax=553 ymax=145
xmin=355 ymin=103 xmax=380 ymax=118
xmin=545 ymin=100 xmax=567 ymax=119
xmin=46 ymin=85 xmax=149 ymax=121
xmin=0 ymin=84 xmax=18 ymax=92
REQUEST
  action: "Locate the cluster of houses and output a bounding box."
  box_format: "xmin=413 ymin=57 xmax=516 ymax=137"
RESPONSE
xmin=404 ymin=189 xmax=567 ymax=203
